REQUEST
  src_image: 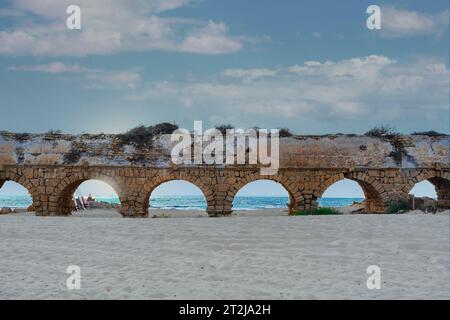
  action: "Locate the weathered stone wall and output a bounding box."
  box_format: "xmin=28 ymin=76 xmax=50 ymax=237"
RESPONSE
xmin=0 ymin=132 xmax=448 ymax=216
xmin=0 ymin=132 xmax=448 ymax=169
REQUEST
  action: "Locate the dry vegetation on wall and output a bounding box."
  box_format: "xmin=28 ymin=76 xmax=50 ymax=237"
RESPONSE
xmin=364 ymin=125 xmax=399 ymax=138
xmin=116 ymin=124 xmax=448 ymax=138
xmin=117 ymin=122 xmax=179 ymax=148
xmin=214 ymin=124 xmax=235 ymax=134
xmin=411 ymin=131 xmax=448 ymax=137
xmin=1 ymin=124 xmax=448 ymax=144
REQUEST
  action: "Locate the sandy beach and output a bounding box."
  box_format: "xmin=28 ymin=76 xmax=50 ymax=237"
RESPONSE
xmin=0 ymin=208 xmax=448 ymax=300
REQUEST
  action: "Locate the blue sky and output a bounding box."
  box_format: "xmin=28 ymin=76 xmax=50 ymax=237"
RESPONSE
xmin=0 ymin=0 xmax=447 ymax=197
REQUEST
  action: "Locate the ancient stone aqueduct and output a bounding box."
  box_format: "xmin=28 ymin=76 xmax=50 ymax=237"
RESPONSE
xmin=0 ymin=131 xmax=448 ymax=217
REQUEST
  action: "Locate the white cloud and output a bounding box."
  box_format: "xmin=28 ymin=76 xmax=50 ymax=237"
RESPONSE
xmin=8 ymin=62 xmax=93 ymax=74
xmin=153 ymin=0 xmax=191 ymax=13
xmin=0 ymin=0 xmax=244 ymax=56
xmin=222 ymin=68 xmax=277 ymax=82
xmin=9 ymin=62 xmax=140 ymax=89
xmin=381 ymin=7 xmax=449 ymax=37
xmin=288 ymin=55 xmax=395 ymax=79
xmin=126 ymin=55 xmax=449 ymax=130
xmin=180 ymin=21 xmax=243 ymax=54
xmin=13 ymin=55 xmax=446 ymax=121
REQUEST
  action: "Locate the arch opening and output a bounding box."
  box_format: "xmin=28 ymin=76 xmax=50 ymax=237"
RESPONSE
xmin=0 ymin=180 xmax=33 ymax=210
xmin=319 ymin=178 xmax=365 ymax=210
xmin=318 ymin=176 xmax=385 ymax=213
xmin=409 ymin=180 xmax=437 ymax=199
xmin=409 ymin=176 xmax=449 ymax=210
xmin=232 ymin=180 xmax=291 ymax=212
xmin=148 ymin=180 xmax=208 ymax=213
xmin=58 ymin=179 xmax=121 ymax=215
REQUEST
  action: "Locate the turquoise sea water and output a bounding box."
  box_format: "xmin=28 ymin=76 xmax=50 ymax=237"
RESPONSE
xmin=0 ymin=195 xmax=363 ymax=210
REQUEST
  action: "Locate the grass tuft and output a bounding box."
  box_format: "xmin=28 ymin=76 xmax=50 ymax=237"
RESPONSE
xmin=386 ymin=200 xmax=411 ymax=214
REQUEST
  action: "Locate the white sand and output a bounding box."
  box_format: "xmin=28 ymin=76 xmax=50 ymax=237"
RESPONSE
xmin=0 ymin=209 xmax=448 ymax=299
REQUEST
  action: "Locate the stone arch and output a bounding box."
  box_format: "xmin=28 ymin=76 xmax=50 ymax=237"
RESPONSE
xmin=225 ymin=171 xmax=303 ymax=214
xmin=0 ymin=170 xmax=40 ymax=213
xmin=317 ymin=171 xmax=386 ymax=213
xmin=54 ymin=172 xmax=124 ymax=216
xmin=406 ymin=170 xmax=450 ymax=209
xmin=135 ymin=171 xmax=214 ymax=217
